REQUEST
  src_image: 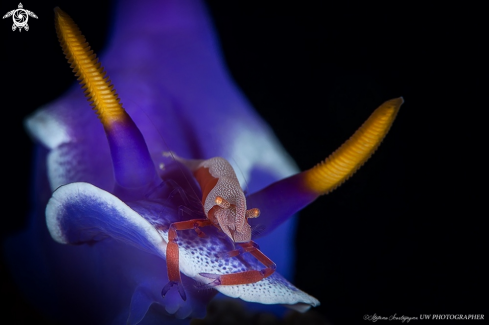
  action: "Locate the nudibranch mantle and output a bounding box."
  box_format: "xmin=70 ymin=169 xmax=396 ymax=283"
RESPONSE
xmin=46 ymin=181 xmax=319 ymax=309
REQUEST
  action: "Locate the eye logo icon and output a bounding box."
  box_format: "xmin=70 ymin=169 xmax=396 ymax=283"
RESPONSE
xmin=3 ymin=3 xmax=38 ymax=32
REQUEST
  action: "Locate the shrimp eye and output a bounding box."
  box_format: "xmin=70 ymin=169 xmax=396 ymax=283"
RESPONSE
xmin=246 ymin=208 xmax=260 ymax=219
xmin=215 ymin=196 xmax=231 ymax=209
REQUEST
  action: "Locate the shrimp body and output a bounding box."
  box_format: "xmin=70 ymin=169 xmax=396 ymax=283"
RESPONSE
xmin=179 ymin=157 xmax=258 ymax=243
xmin=194 ymin=158 xmax=248 ymax=242
xmin=161 ymin=156 xmax=271 ymax=298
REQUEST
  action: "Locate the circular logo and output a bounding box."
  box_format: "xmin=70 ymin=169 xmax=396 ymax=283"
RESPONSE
xmin=13 ymin=9 xmax=28 ymax=28
xmin=3 ymin=3 xmax=38 ymax=32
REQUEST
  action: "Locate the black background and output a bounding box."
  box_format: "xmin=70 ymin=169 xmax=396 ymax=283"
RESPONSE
xmin=0 ymin=1 xmax=484 ymax=324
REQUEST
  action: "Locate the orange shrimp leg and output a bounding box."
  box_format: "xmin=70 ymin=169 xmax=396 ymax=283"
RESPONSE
xmin=200 ymin=241 xmax=276 ymax=286
xmin=162 ymin=219 xmax=213 ymax=300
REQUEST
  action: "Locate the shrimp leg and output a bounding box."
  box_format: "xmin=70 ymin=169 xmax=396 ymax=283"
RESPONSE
xmin=200 ymin=241 xmax=276 ymax=286
xmin=161 ymin=219 xmax=213 ymax=300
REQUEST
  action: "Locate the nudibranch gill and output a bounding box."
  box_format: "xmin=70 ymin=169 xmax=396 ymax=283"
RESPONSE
xmin=8 ymin=2 xmax=402 ymax=324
